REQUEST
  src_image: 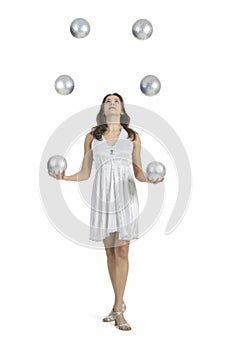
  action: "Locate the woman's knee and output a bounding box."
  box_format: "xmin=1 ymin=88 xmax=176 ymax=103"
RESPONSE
xmin=105 ymin=247 xmax=115 ymax=260
xmin=115 ymin=244 xmax=129 ymax=259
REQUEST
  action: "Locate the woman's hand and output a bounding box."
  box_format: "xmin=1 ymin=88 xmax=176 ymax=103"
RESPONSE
xmin=48 ymin=171 xmax=65 ymax=180
xmin=148 ymin=177 xmax=164 ymax=184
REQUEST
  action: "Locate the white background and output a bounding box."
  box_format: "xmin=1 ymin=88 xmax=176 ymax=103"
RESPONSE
xmin=1 ymin=0 xmax=232 ymax=348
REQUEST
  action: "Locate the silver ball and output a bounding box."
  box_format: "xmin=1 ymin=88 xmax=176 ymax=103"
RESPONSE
xmin=140 ymin=75 xmax=161 ymax=96
xmin=146 ymin=161 xmax=166 ymax=181
xmin=55 ymin=75 xmax=74 ymax=95
xmin=47 ymin=155 xmax=67 ymax=175
xmin=132 ymin=19 xmax=153 ymax=40
xmin=70 ymin=18 xmax=90 ymax=39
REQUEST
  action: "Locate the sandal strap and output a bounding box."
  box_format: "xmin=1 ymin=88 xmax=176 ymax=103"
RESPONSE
xmin=118 ymin=322 xmax=131 ymax=329
xmin=103 ymin=315 xmax=114 ymax=321
xmin=112 ymin=310 xmax=123 ymax=317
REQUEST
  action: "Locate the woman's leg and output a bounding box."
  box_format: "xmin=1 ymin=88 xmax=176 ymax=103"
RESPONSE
xmin=103 ymin=232 xmax=131 ymax=328
xmin=113 ymin=233 xmax=131 ymax=328
xmin=113 ymin=233 xmax=130 ymax=309
xmin=103 ymin=232 xmax=130 ymax=301
xmin=103 ymin=233 xmax=117 ymax=294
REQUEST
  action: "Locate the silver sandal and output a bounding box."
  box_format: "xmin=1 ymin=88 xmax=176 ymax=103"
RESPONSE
xmin=112 ymin=310 xmax=131 ymax=331
xmin=102 ymin=302 xmax=126 ymax=322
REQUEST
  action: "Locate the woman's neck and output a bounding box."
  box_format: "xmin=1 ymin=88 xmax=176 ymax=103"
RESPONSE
xmin=106 ymin=123 xmax=122 ymax=132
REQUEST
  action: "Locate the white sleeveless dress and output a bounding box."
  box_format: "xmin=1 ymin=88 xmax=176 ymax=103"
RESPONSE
xmin=90 ymin=127 xmax=139 ymax=241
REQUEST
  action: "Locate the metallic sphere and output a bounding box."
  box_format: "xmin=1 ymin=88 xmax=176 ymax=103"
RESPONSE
xmin=146 ymin=161 xmax=166 ymax=181
xmin=132 ymin=19 xmax=153 ymax=40
xmin=70 ymin=18 xmax=90 ymax=39
xmin=47 ymin=155 xmax=67 ymax=175
xmin=140 ymin=75 xmax=161 ymax=96
xmin=55 ymin=75 xmax=74 ymax=95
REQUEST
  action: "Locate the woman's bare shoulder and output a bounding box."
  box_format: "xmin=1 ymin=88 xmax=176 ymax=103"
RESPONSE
xmin=132 ymin=130 xmax=141 ymax=143
xmin=86 ymin=131 xmax=94 ymax=139
xmin=84 ymin=132 xmax=94 ymax=147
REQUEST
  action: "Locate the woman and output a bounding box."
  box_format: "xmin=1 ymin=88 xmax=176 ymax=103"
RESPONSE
xmin=49 ymin=93 xmax=164 ymax=331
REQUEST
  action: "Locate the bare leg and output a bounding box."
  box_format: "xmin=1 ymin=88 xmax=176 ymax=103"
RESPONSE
xmin=113 ymin=233 xmax=130 ymax=328
xmin=103 ymin=232 xmax=129 ymax=300
xmin=113 ymin=233 xmax=129 ymax=307
xmin=102 ymin=233 xmax=118 ymax=321
xmin=103 ymin=232 xmax=131 ymax=329
xmin=103 ymin=233 xmax=116 ymax=294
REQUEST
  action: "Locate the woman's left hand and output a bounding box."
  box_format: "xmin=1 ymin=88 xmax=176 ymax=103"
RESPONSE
xmin=148 ymin=177 xmax=165 ymax=184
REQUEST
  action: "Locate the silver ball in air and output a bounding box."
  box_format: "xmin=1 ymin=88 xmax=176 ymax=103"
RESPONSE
xmin=70 ymin=18 xmax=90 ymax=39
xmin=132 ymin=19 xmax=153 ymax=40
xmin=55 ymin=75 xmax=75 ymax=95
xmin=140 ymin=75 xmax=161 ymax=96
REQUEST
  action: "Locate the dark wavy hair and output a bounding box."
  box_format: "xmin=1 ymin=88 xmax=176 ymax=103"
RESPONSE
xmin=90 ymin=93 xmax=137 ymax=141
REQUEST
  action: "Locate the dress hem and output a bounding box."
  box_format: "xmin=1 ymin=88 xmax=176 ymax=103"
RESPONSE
xmin=89 ymin=231 xmax=139 ymax=242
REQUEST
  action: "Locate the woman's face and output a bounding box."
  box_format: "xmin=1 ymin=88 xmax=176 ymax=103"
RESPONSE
xmin=103 ymin=95 xmax=122 ymax=117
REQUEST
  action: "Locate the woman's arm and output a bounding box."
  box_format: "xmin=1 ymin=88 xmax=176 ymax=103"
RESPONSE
xmin=63 ymin=133 xmax=93 ymax=181
xmin=132 ymin=133 xmax=148 ymax=182
xmin=132 ymin=132 xmax=164 ymax=184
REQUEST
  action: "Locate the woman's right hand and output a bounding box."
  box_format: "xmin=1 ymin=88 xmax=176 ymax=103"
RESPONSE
xmin=48 ymin=171 xmax=65 ymax=180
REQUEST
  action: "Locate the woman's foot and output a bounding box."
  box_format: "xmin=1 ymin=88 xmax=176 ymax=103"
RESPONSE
xmin=102 ymin=302 xmax=126 ymax=322
xmin=113 ymin=309 xmax=131 ymax=331
xmin=102 ymin=309 xmax=114 ymax=322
